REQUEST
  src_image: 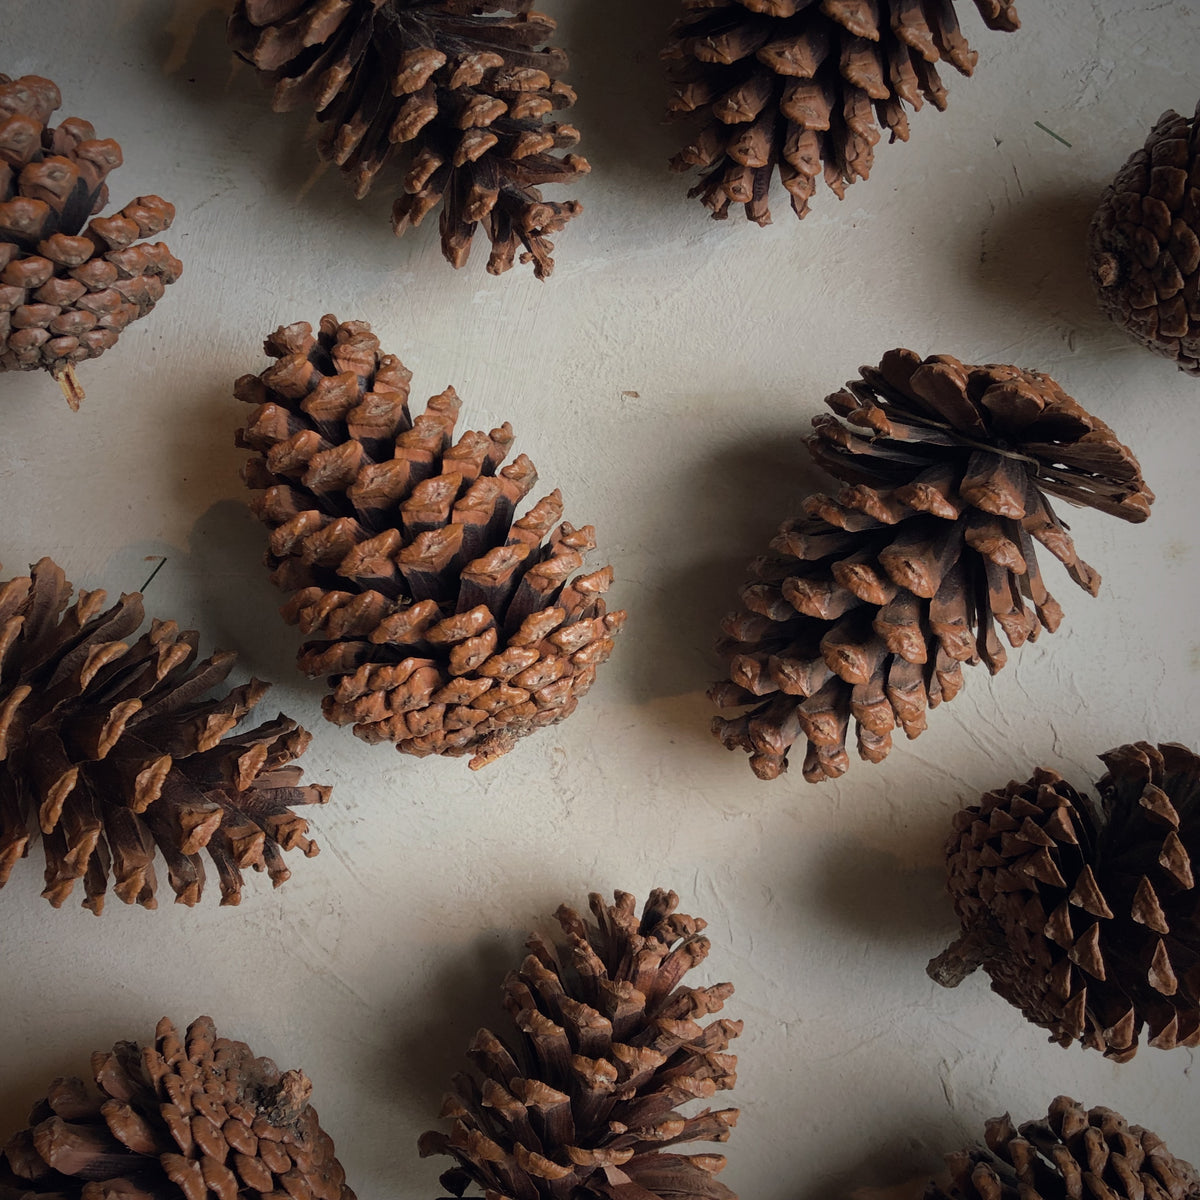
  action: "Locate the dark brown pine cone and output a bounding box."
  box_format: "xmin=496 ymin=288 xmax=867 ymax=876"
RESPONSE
xmin=711 ymin=349 xmax=1154 ymax=783
xmin=0 ymin=558 xmax=331 ymax=912
xmin=0 ymin=74 xmax=182 ymax=407
xmin=419 ymin=889 xmax=741 ymax=1200
xmin=228 ymin=1 xmax=587 ymax=279
xmin=1089 ymin=98 xmax=1200 ymax=375
xmin=928 ymin=742 xmax=1200 ymax=1061
xmin=664 ymin=0 xmax=1019 ymax=224
xmin=926 ymin=1096 xmax=1200 ymax=1200
xmin=0 ymin=1015 xmax=355 ymax=1200
xmin=236 ymin=315 xmax=625 ymax=770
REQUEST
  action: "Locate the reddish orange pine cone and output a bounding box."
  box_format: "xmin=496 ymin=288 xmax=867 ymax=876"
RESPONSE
xmin=236 ymin=315 xmax=625 ymax=769
xmin=0 ymin=74 xmax=182 ymax=407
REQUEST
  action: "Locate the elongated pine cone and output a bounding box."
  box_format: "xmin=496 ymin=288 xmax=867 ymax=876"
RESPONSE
xmin=0 ymin=558 xmax=331 ymax=912
xmin=419 ymin=888 xmax=741 ymax=1200
xmin=0 ymin=1015 xmax=354 ymax=1200
xmin=663 ymin=0 xmax=1019 ymax=224
xmin=928 ymin=742 xmax=1200 ymax=1061
xmin=711 ymin=349 xmax=1153 ymax=783
xmin=1089 ymin=99 xmax=1200 ymax=376
xmin=0 ymin=74 xmax=182 ymax=407
xmin=236 ymin=315 xmax=625 ymax=770
xmin=926 ymin=1096 xmax=1200 ymax=1200
xmin=228 ymin=1 xmax=587 ymax=279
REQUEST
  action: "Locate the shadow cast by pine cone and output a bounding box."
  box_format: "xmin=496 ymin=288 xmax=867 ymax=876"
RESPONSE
xmin=558 ymin=0 xmax=682 ymax=186
xmin=802 ymin=836 xmax=953 ymax=950
xmin=796 ymin=1128 xmax=952 ymax=1200
xmin=146 ymin=0 xmax=419 ymax=258
xmin=963 ymin=187 xmax=1119 ymax=342
xmin=389 ymin=928 xmax=532 ymax=1126
xmin=620 ymin=433 xmax=826 ymax=712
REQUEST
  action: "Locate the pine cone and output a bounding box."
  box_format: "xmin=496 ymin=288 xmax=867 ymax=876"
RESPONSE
xmin=418 ymin=888 xmax=741 ymax=1200
xmin=710 ymin=349 xmax=1154 ymax=783
xmin=0 ymin=74 xmax=182 ymax=407
xmin=1089 ymin=99 xmax=1200 ymax=376
xmin=236 ymin=315 xmax=625 ymax=770
xmin=228 ymin=1 xmax=588 ymax=279
xmin=926 ymin=1095 xmax=1200 ymax=1200
xmin=663 ymin=0 xmax=1019 ymax=224
xmin=0 ymin=557 xmax=331 ymax=912
xmin=928 ymin=742 xmax=1200 ymax=1061
xmin=0 ymin=1015 xmax=354 ymax=1200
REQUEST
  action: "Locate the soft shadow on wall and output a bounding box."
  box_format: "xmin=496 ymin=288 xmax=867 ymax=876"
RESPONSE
xmin=618 ymin=424 xmax=825 ymax=749
xmin=150 ymin=0 xmax=409 ymax=248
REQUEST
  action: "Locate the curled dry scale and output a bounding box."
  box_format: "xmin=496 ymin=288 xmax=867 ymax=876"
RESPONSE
xmin=0 ymin=558 xmax=331 ymax=912
xmin=228 ymin=0 xmax=587 ymax=279
xmin=0 ymin=1015 xmax=355 ymax=1200
xmin=663 ymin=0 xmax=1019 ymax=223
xmin=0 ymin=74 xmax=181 ymax=407
xmin=926 ymin=1096 xmax=1200 ymax=1200
xmin=419 ymin=889 xmax=741 ymax=1200
xmin=236 ymin=315 xmax=625 ymax=769
xmin=709 ymin=349 xmax=1153 ymax=783
xmin=929 ymin=742 xmax=1200 ymax=1061
xmin=1089 ymin=97 xmax=1200 ymax=376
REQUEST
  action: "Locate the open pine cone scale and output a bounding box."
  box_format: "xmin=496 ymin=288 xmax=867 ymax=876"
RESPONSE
xmin=238 ymin=315 xmax=625 ymax=769
xmin=711 ymin=350 xmax=1153 ymax=783
xmin=229 ymin=0 xmax=587 ymax=277
xmin=664 ymin=0 xmax=1020 ymax=223
xmin=0 ymin=558 xmax=330 ymax=912
xmin=420 ymin=890 xmax=740 ymax=1200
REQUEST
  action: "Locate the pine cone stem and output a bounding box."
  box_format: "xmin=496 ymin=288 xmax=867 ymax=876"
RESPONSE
xmin=927 ymin=932 xmax=988 ymax=988
xmin=52 ymin=363 xmax=84 ymax=410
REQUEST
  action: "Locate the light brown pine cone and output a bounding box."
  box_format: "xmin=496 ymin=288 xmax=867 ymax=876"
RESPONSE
xmin=0 ymin=1016 xmax=354 ymax=1200
xmin=0 ymin=74 xmax=181 ymax=406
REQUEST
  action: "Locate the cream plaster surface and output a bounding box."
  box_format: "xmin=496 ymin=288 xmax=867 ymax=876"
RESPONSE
xmin=3 ymin=2 xmax=1200 ymax=1197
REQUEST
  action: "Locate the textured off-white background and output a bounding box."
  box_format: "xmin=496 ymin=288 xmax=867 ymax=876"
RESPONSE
xmin=3 ymin=2 xmax=1200 ymax=1197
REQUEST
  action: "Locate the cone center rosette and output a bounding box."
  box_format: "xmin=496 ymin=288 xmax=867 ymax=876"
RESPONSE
xmin=710 ymin=349 xmax=1154 ymax=783
xmin=930 ymin=742 xmax=1200 ymax=1061
xmin=237 ymin=315 xmax=625 ymax=769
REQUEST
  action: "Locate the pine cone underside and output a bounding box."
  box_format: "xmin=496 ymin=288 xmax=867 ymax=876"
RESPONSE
xmin=236 ymin=315 xmax=625 ymax=769
xmin=419 ymin=889 xmax=741 ymax=1200
xmin=928 ymin=742 xmax=1200 ymax=1061
xmin=228 ymin=0 xmax=588 ymax=279
xmin=1089 ymin=98 xmax=1200 ymax=376
xmin=0 ymin=74 xmax=181 ymax=406
xmin=0 ymin=1016 xmax=354 ymax=1200
xmin=664 ymin=0 xmax=1019 ymax=224
xmin=927 ymin=1095 xmax=1200 ymax=1200
xmin=0 ymin=558 xmax=330 ymax=913
xmin=711 ymin=349 xmax=1153 ymax=783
